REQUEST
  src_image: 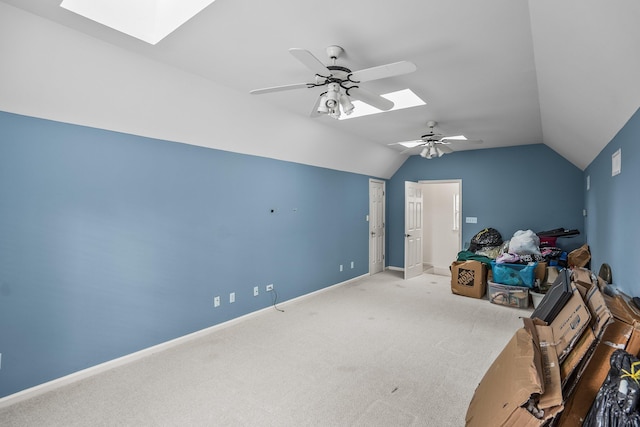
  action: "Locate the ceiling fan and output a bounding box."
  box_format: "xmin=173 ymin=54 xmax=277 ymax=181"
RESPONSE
xmin=250 ymin=45 xmax=417 ymax=119
xmin=389 ymin=121 xmax=483 ymax=158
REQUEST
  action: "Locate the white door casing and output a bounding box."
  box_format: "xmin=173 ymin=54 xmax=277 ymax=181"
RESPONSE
xmin=404 ymin=181 xmax=423 ymax=279
xmin=369 ymin=179 xmax=385 ymax=275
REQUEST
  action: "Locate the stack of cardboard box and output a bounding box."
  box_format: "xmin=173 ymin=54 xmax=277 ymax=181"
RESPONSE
xmin=450 ymin=259 xmax=547 ymax=306
xmin=465 ymin=267 xmax=640 ymax=426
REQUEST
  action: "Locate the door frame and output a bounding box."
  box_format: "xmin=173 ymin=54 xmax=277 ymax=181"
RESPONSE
xmin=418 ymin=179 xmax=462 ymax=274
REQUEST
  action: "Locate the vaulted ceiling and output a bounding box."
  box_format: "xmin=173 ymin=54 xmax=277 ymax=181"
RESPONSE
xmin=2 ymin=0 xmax=639 ymax=178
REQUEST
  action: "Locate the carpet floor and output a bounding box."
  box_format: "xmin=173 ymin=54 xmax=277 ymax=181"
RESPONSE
xmin=0 ymin=270 xmax=531 ymax=426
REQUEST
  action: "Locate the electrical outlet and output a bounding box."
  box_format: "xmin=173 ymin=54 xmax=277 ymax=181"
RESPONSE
xmin=253 ymin=286 xmax=259 ymax=296
xmin=0 ymin=353 xmax=2 ymax=370
xmin=214 ymin=296 xmax=220 ymax=307
xmin=340 ymin=264 xmax=343 ymax=272
xmin=266 ymin=284 xmax=273 ymax=292
xmin=350 ymin=261 xmax=354 ymax=269
xmin=229 ymin=292 xmax=235 ymax=303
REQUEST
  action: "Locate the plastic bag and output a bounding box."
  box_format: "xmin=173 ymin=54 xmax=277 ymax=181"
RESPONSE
xmin=508 ymin=230 xmax=541 ymax=255
xmin=584 ymin=349 xmax=640 ymax=426
xmin=496 ymin=253 xmax=520 ymax=264
xmin=469 ymin=228 xmax=503 ymax=252
xmin=475 ymin=245 xmax=502 ymax=259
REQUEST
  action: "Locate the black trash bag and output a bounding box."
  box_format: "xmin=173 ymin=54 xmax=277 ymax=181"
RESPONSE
xmin=468 ymin=228 xmax=503 ymax=252
xmin=583 ymin=349 xmax=640 ymax=427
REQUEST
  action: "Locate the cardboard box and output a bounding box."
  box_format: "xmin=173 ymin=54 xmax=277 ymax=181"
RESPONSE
xmin=548 ymin=270 xmax=605 ymax=384
xmin=466 ymin=319 xmax=563 ymax=426
xmin=571 ymin=268 xmax=612 ymax=340
xmin=571 ymin=267 xmax=593 ymax=288
xmin=548 ymin=285 xmax=591 ymax=362
xmin=568 ymin=244 xmax=590 ymax=268
xmin=467 ymin=267 xmax=639 ymax=427
xmin=555 ymin=274 xmax=640 ymax=427
xmin=525 ymin=318 xmax=563 ymax=410
xmin=488 ymin=281 xmax=530 ymax=308
xmin=535 ymin=262 xmax=548 ymax=284
xmin=557 ymin=319 xmax=640 ymax=426
xmin=602 ymin=294 xmax=640 ymax=325
xmin=543 ymin=266 xmax=560 ymax=291
xmin=559 ymin=328 xmax=595 ymax=382
xmin=450 ymin=260 xmax=486 ymax=299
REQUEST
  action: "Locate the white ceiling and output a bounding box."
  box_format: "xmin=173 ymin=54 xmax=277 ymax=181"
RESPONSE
xmin=2 ymin=0 xmax=640 ymax=174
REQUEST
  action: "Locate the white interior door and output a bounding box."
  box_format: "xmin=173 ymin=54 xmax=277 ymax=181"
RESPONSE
xmin=404 ymin=181 xmax=423 ymax=280
xmin=369 ymin=179 xmax=385 ymax=275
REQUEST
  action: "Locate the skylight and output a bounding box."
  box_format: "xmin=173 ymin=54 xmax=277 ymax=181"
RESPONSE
xmin=339 ymin=88 xmax=426 ymax=120
xmin=60 ymin=0 xmax=216 ymax=45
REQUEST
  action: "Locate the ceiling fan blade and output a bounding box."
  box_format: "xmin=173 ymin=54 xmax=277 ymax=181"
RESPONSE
xmin=441 ymin=138 xmax=484 ymax=144
xmin=350 ymin=61 xmax=417 ymax=83
xmin=250 ymin=82 xmax=311 ymax=95
xmin=350 ymin=87 xmax=394 ymax=111
xmin=289 ymin=48 xmax=331 ymax=76
xmin=387 ymin=140 xmax=421 ymax=146
xmin=309 ymin=94 xmax=323 ymax=118
xmin=436 ymin=144 xmax=454 ymax=154
xmin=399 ymin=144 xmax=425 ymax=155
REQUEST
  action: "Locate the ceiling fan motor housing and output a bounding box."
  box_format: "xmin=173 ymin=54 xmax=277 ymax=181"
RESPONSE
xmin=326 ymin=45 xmax=344 ymax=60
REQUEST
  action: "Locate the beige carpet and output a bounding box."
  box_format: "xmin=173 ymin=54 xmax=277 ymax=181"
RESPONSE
xmin=0 ymin=270 xmax=531 ymax=426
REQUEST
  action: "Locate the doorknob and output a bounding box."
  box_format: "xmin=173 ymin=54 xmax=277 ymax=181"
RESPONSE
xmin=405 ymin=234 xmax=411 ymax=237
xmin=371 ymin=231 xmax=376 ymax=236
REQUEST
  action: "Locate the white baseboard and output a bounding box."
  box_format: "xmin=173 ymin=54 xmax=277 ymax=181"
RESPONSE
xmin=0 ymin=274 xmax=367 ymax=408
xmin=388 ymin=265 xmax=450 ymax=276
xmin=432 ymin=266 xmax=452 ymax=276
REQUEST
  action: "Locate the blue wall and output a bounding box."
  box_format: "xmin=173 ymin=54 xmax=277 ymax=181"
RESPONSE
xmin=387 ymin=144 xmax=585 ymax=268
xmin=0 ymin=111 xmax=372 ymax=397
xmin=585 ymin=107 xmax=640 ymax=295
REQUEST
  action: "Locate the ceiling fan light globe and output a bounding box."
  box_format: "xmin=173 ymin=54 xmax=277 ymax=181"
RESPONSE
xmin=325 ymin=84 xmax=340 ymax=109
xmin=317 ymin=95 xmax=329 ymax=114
xmin=420 ymin=147 xmax=429 ymax=158
xmin=339 ymin=95 xmax=355 ymax=115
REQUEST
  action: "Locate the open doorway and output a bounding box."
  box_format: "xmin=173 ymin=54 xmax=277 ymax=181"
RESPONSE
xmin=419 ymin=180 xmax=462 ymax=276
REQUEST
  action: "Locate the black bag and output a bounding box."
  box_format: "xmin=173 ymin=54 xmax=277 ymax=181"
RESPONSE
xmin=468 ymin=228 xmax=503 ymax=252
xmin=583 ymin=349 xmax=640 ymax=426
